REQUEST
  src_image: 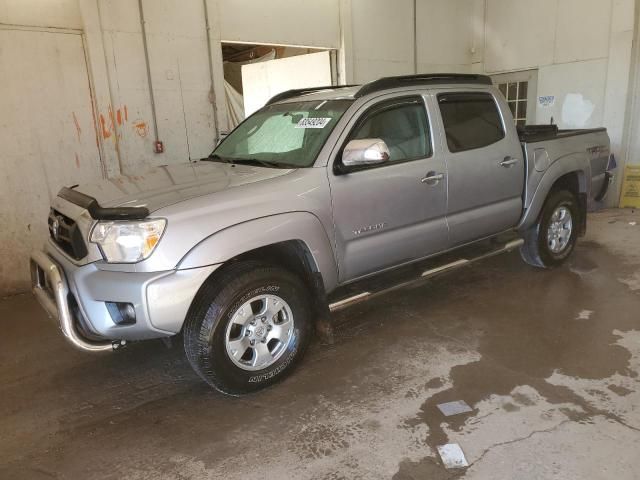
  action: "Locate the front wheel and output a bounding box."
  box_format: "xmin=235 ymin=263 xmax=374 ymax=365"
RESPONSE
xmin=183 ymin=262 xmax=313 ymax=395
xmin=520 ymin=190 xmax=579 ymax=268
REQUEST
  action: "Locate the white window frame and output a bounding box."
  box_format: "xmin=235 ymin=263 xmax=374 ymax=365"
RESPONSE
xmin=491 ymin=70 xmax=538 ymax=125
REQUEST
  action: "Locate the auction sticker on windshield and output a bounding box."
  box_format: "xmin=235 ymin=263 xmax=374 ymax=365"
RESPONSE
xmin=296 ymin=117 xmax=331 ymax=129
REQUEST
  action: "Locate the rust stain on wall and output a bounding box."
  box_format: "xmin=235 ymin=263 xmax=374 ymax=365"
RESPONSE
xmin=98 ymin=105 xmax=135 ymax=140
xmin=108 ymin=106 xmax=116 ymax=133
xmin=100 ymin=113 xmax=112 ymax=139
xmin=133 ymin=120 xmax=149 ymax=138
xmin=75 ymin=153 xmax=80 ymax=168
xmin=72 ymin=112 xmax=82 ymax=142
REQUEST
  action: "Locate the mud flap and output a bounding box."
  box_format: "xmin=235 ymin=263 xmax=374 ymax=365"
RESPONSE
xmin=578 ymin=193 xmax=588 ymax=237
xmin=311 ymin=272 xmax=335 ymax=345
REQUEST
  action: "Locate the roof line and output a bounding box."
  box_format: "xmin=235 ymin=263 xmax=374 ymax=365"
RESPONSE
xmin=265 ymin=85 xmax=360 ymax=106
xmin=265 ymin=74 xmax=493 ymax=106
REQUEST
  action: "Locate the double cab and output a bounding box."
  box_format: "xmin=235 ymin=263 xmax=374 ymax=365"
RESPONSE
xmin=31 ymin=74 xmax=616 ymax=395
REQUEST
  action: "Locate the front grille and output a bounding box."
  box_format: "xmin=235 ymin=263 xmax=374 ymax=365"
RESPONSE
xmin=48 ymin=209 xmax=88 ymax=260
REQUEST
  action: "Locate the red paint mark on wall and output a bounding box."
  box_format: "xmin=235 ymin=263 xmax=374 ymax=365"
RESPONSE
xmin=133 ymin=120 xmax=149 ymax=138
xmin=98 ymin=105 xmax=149 ymax=142
xmin=100 ymin=113 xmax=111 ymax=139
xmin=108 ymin=106 xmax=116 ymax=131
xmin=72 ymin=112 xmax=82 ymax=142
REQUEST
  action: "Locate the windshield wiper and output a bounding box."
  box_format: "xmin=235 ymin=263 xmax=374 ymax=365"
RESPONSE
xmin=230 ymin=158 xmax=296 ymax=169
xmin=202 ymin=154 xmax=296 ymax=169
xmin=201 ymin=153 xmax=233 ymax=163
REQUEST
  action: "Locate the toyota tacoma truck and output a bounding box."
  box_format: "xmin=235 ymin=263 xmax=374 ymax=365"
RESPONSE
xmin=31 ymin=74 xmax=616 ymax=395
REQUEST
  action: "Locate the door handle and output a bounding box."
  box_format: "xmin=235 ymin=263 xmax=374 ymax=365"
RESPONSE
xmin=500 ymin=156 xmax=519 ymax=167
xmin=421 ymin=172 xmax=444 ymax=184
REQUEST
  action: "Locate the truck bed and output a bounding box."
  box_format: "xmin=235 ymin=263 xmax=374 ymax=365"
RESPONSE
xmin=517 ymin=124 xmax=607 ymax=143
xmin=518 ymin=124 xmax=611 ymax=210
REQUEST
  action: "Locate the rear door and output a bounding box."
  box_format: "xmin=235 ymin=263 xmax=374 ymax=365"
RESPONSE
xmin=328 ymin=94 xmax=449 ymax=282
xmin=436 ymin=90 xmax=524 ymax=245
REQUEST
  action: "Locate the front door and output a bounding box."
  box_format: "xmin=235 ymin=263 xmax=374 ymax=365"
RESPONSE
xmin=436 ymin=91 xmax=525 ymax=245
xmin=329 ymin=94 xmax=449 ymax=282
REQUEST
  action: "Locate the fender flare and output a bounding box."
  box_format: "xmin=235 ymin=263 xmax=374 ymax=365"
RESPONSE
xmin=177 ymin=212 xmax=339 ymax=292
xmin=518 ymin=154 xmax=589 ymax=232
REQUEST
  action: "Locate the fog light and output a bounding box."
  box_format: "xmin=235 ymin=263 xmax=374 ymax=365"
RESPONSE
xmin=106 ymin=302 xmax=136 ymax=325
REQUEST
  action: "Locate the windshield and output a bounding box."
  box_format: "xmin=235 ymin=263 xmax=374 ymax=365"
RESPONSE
xmin=211 ymin=99 xmax=353 ymax=168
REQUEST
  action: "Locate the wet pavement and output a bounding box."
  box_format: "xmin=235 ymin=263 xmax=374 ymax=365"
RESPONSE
xmin=1 ymin=209 xmax=639 ymax=479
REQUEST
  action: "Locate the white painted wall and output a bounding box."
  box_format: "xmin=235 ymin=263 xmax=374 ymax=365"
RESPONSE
xmin=94 ymin=0 xmax=215 ymax=173
xmin=0 ymin=27 xmax=103 ymax=294
xmin=349 ymin=0 xmax=475 ymax=83
xmin=0 ymin=0 xmax=82 ymax=29
xmin=218 ymin=0 xmax=341 ymax=48
xmin=350 ymin=0 xmax=415 ymax=82
xmin=416 ymin=0 xmax=474 ymax=73
xmin=477 ymin=0 xmax=635 ymax=203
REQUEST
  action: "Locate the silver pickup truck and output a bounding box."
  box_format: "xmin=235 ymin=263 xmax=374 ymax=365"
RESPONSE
xmin=31 ymin=74 xmax=615 ymax=395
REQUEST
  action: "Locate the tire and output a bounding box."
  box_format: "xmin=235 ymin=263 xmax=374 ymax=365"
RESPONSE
xmin=183 ymin=261 xmax=313 ymax=395
xmin=520 ymin=189 xmax=579 ymax=268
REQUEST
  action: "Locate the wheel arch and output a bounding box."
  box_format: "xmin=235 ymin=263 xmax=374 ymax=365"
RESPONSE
xmin=177 ymin=213 xmax=338 ymax=337
xmin=519 ymin=158 xmax=588 ymax=234
xmin=179 ymin=213 xmax=337 ymax=281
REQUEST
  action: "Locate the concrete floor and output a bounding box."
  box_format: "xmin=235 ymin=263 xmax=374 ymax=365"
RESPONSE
xmin=2 ymin=209 xmax=640 ymax=479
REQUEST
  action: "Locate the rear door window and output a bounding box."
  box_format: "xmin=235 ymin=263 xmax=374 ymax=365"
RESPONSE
xmin=437 ymin=92 xmax=505 ymax=153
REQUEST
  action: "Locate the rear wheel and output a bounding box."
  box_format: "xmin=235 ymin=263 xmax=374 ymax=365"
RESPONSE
xmin=520 ymin=190 xmax=579 ymax=268
xmin=183 ymin=262 xmax=313 ymax=395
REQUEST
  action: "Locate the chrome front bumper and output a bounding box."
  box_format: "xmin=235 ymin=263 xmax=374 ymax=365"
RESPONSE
xmin=30 ymin=250 xmax=113 ymax=352
xmin=30 ymin=246 xmax=219 ymax=351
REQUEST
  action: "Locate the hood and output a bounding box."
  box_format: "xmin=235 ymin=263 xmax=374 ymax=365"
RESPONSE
xmin=72 ymin=161 xmax=295 ymax=213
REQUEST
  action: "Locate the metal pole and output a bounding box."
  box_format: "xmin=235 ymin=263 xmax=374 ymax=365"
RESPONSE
xmin=96 ymin=0 xmax=124 ymax=174
xmin=203 ymin=0 xmax=221 ymax=145
xmin=413 ymin=0 xmax=418 ymax=74
xmin=138 ymin=0 xmax=161 ymax=150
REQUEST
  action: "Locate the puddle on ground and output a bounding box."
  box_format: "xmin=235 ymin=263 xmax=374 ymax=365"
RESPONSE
xmin=393 ymin=241 xmax=640 ymax=476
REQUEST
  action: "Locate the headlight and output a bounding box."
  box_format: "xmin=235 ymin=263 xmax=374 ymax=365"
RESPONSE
xmin=90 ymin=219 xmax=166 ymax=263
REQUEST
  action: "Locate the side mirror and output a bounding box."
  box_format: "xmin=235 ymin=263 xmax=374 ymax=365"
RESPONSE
xmin=342 ymin=138 xmax=390 ymax=168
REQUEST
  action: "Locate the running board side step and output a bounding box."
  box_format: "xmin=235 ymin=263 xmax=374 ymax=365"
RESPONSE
xmin=328 ymin=238 xmax=524 ymax=313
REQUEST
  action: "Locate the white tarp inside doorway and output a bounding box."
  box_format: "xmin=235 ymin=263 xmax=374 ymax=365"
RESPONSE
xmin=241 ymin=50 xmax=333 ymax=116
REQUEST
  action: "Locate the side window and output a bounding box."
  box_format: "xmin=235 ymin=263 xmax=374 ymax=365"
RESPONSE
xmin=438 ymin=92 xmax=505 ymax=153
xmin=348 ymin=97 xmax=431 ymax=163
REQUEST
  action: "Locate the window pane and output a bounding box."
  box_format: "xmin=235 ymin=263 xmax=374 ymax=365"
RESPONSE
xmin=351 ymin=98 xmax=430 ymax=162
xmin=518 ymin=100 xmax=527 ymax=120
xmin=519 ymin=82 xmax=528 ymax=100
xmin=438 ymin=92 xmax=505 ymax=153
xmin=508 ymin=101 xmax=517 ymax=117
xmin=508 ymin=83 xmax=517 ymax=101
xmin=516 ymin=119 xmax=526 ymax=127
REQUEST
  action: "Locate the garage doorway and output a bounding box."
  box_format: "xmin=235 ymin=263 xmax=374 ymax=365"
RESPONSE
xmin=221 ymin=43 xmax=336 ymax=127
